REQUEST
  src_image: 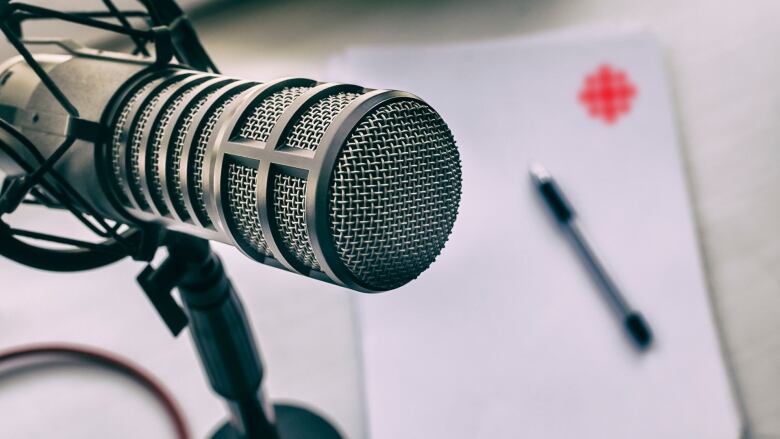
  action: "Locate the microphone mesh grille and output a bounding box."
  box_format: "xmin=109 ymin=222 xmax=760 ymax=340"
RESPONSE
xmin=282 ymin=91 xmax=361 ymax=150
xmin=110 ymin=81 xmax=153 ymax=207
xmin=239 ymin=86 xmax=311 ymax=142
xmin=168 ymin=86 xmax=227 ymax=221
xmin=148 ymin=79 xmax=206 ymax=215
xmin=190 ymin=87 xmax=252 ymax=227
xmin=328 ymin=99 xmax=462 ymax=290
xmin=226 ymin=161 xmax=273 ymax=256
xmin=265 ymin=91 xmax=362 ymax=270
xmin=129 ymin=79 xmax=187 ymax=210
xmin=272 ymin=173 xmax=320 ymax=270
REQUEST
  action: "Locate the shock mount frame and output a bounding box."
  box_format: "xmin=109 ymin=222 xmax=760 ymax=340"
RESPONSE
xmin=0 ymin=2 xmax=344 ymax=438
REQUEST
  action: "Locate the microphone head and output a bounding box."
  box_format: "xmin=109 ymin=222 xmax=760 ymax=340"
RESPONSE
xmin=304 ymin=97 xmax=462 ymax=291
xmin=106 ymin=71 xmax=462 ymax=292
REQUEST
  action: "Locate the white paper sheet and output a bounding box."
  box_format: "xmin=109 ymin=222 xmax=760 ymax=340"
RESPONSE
xmin=327 ymin=28 xmax=742 ymax=439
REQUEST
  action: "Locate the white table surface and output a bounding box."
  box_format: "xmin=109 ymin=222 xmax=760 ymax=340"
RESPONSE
xmin=0 ymin=1 xmax=777 ymax=438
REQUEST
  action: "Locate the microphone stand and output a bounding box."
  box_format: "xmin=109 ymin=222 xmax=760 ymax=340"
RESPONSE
xmin=139 ymin=232 xmax=343 ymax=439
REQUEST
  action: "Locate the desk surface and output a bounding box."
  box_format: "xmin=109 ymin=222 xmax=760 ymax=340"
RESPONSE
xmin=0 ymin=1 xmax=777 ymax=438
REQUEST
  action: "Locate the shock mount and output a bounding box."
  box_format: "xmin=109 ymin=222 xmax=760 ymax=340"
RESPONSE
xmin=0 ymin=2 xmax=344 ymax=438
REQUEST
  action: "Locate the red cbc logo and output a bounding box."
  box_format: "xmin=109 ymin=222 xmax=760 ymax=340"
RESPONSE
xmin=578 ymin=64 xmax=637 ymax=124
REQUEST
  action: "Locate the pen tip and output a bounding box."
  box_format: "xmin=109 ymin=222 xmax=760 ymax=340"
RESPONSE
xmin=529 ymin=162 xmax=551 ymax=183
xmin=625 ymin=312 xmax=653 ymax=350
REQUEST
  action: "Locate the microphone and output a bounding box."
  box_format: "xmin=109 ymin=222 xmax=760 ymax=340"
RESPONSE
xmin=0 ymin=52 xmax=462 ymax=292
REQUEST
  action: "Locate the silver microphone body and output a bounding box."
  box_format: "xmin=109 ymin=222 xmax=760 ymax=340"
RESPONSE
xmin=0 ymin=52 xmax=462 ymax=292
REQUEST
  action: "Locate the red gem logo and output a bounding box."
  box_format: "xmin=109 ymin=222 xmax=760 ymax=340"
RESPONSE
xmin=578 ymin=64 xmax=637 ymax=124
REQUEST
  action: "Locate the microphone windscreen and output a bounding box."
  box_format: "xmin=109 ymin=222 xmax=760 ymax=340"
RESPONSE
xmin=322 ymin=99 xmax=462 ymax=290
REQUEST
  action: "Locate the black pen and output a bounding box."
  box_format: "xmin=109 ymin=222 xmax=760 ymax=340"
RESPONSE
xmin=530 ymin=163 xmax=653 ymax=350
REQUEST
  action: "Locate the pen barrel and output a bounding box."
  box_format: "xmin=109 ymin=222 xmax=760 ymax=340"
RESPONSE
xmin=538 ymin=179 xmax=575 ymax=223
xmin=566 ymin=223 xmax=654 ymax=349
xmin=564 ymin=222 xmax=630 ymax=315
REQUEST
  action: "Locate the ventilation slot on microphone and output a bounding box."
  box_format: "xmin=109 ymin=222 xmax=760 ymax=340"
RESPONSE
xmin=238 ymin=86 xmax=312 ymax=142
xmin=328 ymin=99 xmax=462 ymax=290
xmin=147 ymin=77 xmax=209 ymax=215
xmin=224 ymin=158 xmax=272 ymax=257
xmin=189 ymin=83 xmax=255 ymax=227
xmin=110 ymin=81 xmax=153 ymax=207
xmin=271 ymin=171 xmax=320 ymax=271
xmin=128 ymin=76 xmax=191 ymax=211
xmin=281 ymin=91 xmax=361 ymax=151
xmin=167 ymin=80 xmax=235 ymax=221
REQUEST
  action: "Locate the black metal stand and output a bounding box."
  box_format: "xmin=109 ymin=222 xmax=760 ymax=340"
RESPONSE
xmin=138 ymin=233 xmax=343 ymax=439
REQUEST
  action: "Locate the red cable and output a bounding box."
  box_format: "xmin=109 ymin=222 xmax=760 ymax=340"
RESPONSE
xmin=0 ymin=343 xmax=190 ymax=439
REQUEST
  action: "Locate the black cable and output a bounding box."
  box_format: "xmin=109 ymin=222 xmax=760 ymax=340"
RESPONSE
xmin=0 ymin=343 xmax=190 ymax=439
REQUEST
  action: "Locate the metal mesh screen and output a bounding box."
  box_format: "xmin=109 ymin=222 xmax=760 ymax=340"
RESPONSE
xmin=110 ymin=81 xmax=152 ymax=207
xmin=238 ymin=86 xmax=311 ymax=142
xmin=328 ymin=99 xmax=462 ymax=290
xmin=128 ymin=78 xmax=188 ymax=210
xmin=282 ymin=91 xmax=361 ymax=151
xmin=167 ymin=82 xmax=232 ymax=221
xmin=272 ymin=172 xmax=320 ymax=270
xmin=147 ymin=78 xmax=207 ymax=215
xmin=225 ymin=161 xmax=272 ymax=256
xmin=189 ymin=85 xmax=253 ymax=227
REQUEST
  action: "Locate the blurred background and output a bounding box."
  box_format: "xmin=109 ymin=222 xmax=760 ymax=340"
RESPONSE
xmin=0 ymin=0 xmax=778 ymax=438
